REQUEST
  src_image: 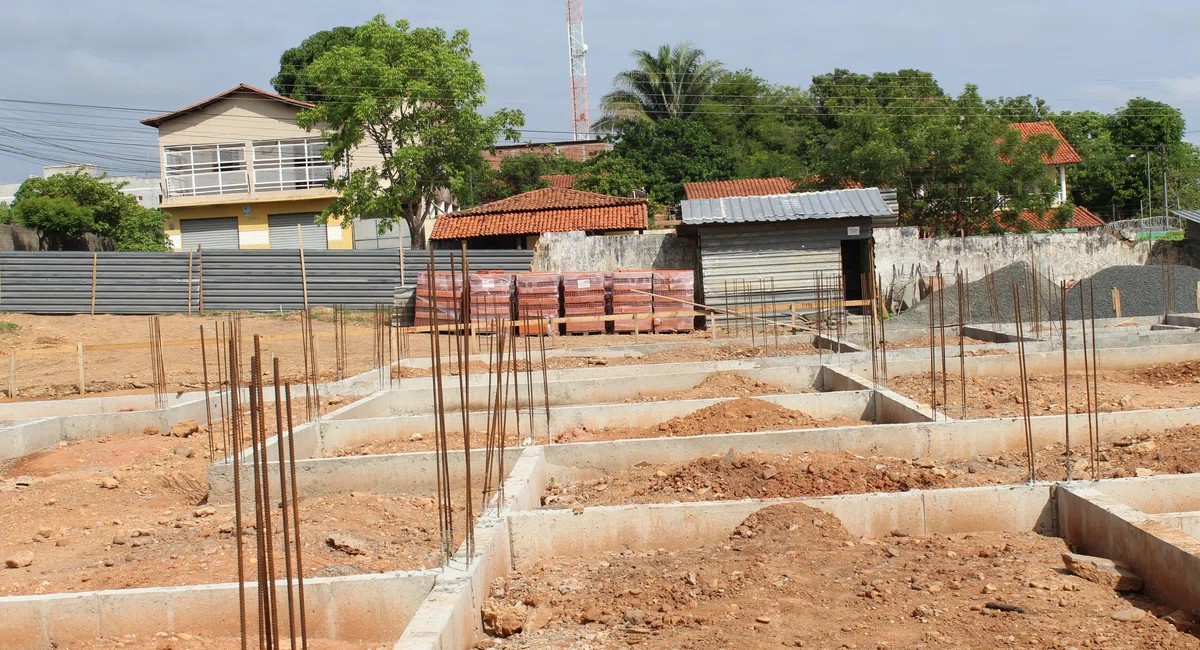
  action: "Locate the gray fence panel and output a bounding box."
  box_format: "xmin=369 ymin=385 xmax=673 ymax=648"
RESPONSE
xmin=0 ymin=249 xmax=533 ymax=314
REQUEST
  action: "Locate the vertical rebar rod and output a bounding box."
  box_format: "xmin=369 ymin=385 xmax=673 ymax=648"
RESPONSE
xmin=1090 ymin=279 xmax=1101 ymax=480
xmin=937 ymin=267 xmax=948 ymax=411
xmin=284 ymin=385 xmax=308 ymax=649
xmin=272 ymin=358 xmax=297 ymax=650
xmin=958 ymin=273 xmax=967 ymax=419
xmin=1061 ymin=281 xmax=1071 ymax=481
xmin=1013 ymin=282 xmax=1035 ymax=483
xmin=230 ymin=334 xmax=248 ymax=650
xmin=928 ymin=278 xmax=937 ymax=420
xmin=247 ymin=353 xmax=268 ymax=650
xmin=201 ymin=325 xmax=214 ymax=462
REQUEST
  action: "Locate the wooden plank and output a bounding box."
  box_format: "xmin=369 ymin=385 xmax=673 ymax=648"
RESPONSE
xmin=90 ymin=252 xmax=98 ymax=316
xmin=1112 ymin=288 xmax=1122 ymax=318
xmin=77 ymin=342 xmax=85 ymax=395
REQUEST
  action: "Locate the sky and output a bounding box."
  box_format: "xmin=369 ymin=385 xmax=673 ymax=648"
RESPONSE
xmin=2 ymin=0 xmax=1200 ymax=181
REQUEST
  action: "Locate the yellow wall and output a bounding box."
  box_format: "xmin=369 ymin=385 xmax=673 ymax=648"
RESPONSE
xmin=163 ymin=197 xmax=352 ymax=250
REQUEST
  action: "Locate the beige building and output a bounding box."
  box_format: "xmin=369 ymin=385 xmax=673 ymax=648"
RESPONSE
xmin=141 ymin=84 xmax=445 ymax=250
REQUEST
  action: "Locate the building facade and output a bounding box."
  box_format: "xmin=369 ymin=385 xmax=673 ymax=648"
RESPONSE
xmin=0 ymin=164 xmax=162 ymax=210
xmin=140 ymin=84 xmax=436 ymax=251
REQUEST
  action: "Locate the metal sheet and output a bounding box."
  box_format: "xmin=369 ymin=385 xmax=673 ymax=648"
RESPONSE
xmin=681 ymin=187 xmax=894 ymax=225
xmin=180 ymin=217 xmax=239 ymax=250
xmin=267 ymin=213 xmax=326 ymax=249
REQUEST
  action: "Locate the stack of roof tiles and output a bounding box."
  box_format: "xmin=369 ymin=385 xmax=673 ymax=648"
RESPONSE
xmin=515 ymin=272 xmax=560 ymax=335
xmin=561 ymin=272 xmax=607 ymax=334
xmin=610 ymin=270 xmax=654 ymax=333
xmin=652 ymin=270 xmax=696 ymax=332
xmin=415 ymin=271 xmax=462 ymax=327
xmin=469 ymin=271 xmax=513 ymax=334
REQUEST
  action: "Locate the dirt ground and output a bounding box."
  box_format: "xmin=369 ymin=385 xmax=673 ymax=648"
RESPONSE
xmin=0 ymin=311 xmax=733 ymax=403
xmin=0 ymin=423 xmax=471 ymax=596
xmin=883 ymin=334 xmax=993 ymax=350
xmin=543 ymin=426 xmax=1200 ymax=508
xmin=482 ymin=503 xmax=1199 ymax=649
xmin=71 ymin=634 xmax=386 ymax=650
xmin=889 ymin=361 xmax=1200 ymax=418
xmin=553 ymin=397 xmax=868 ymax=444
xmin=393 ymin=341 xmax=823 ymax=379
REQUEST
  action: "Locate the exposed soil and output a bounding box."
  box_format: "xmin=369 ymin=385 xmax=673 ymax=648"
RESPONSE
xmin=74 ymin=634 xmax=384 ymax=650
xmin=631 ymin=372 xmax=792 ymax=403
xmin=889 ymin=363 xmax=1200 ymax=418
xmin=883 ymin=334 xmax=994 ymax=350
xmin=0 ymin=425 xmax=466 ymax=596
xmin=483 ymin=503 xmax=1199 ymax=649
xmin=554 ymin=398 xmax=868 ymax=444
xmin=543 ymin=426 xmax=1200 ymax=508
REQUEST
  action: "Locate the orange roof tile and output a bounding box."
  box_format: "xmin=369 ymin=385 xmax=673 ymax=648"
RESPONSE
xmin=1002 ymin=206 xmax=1104 ymax=232
xmin=683 ymin=177 xmax=797 ymax=200
xmin=1009 ymin=121 xmax=1083 ymax=165
xmin=141 ymin=84 xmax=313 ymax=128
xmin=541 ymin=174 xmax=576 ymax=189
xmin=431 ymin=187 xmax=648 ymax=240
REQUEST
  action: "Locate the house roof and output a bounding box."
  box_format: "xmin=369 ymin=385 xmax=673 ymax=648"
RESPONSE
xmin=1002 ymin=206 xmax=1105 ymax=232
xmin=541 ymin=174 xmax=576 ymax=189
xmin=1009 ymin=121 xmax=1083 ymax=165
xmin=683 ymin=177 xmax=797 ymax=200
xmin=430 ymin=187 xmax=648 ymax=240
xmin=140 ymin=84 xmax=314 ymax=128
xmin=681 ymin=188 xmax=895 ymax=226
xmin=482 ymin=140 xmax=612 ymax=170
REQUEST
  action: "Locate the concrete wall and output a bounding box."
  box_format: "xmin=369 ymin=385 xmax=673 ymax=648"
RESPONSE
xmin=874 ymin=226 xmax=1186 ymax=286
xmin=531 ymin=230 xmax=696 ymax=273
xmin=0 ymin=571 xmax=435 ymax=650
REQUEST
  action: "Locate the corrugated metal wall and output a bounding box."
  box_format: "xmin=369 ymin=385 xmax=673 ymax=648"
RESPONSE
xmin=0 ymin=250 xmax=532 ymax=314
xmin=267 ymin=213 xmax=327 ymax=249
xmin=696 ymin=220 xmax=871 ymax=326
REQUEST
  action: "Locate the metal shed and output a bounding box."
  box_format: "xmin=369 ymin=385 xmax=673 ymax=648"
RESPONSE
xmin=680 ymin=188 xmax=897 ymax=325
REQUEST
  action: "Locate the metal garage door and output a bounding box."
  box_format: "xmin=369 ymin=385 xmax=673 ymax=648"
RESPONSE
xmin=179 ymin=217 xmax=240 ymax=250
xmin=268 ymin=213 xmax=326 ymax=249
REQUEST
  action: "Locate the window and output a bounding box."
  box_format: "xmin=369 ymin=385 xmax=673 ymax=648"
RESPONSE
xmin=252 ymin=138 xmax=332 ymax=192
xmin=164 ymin=143 xmax=248 ymax=197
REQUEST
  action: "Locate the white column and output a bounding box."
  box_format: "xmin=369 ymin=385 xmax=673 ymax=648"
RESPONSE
xmin=1058 ymin=165 xmax=1067 ymax=205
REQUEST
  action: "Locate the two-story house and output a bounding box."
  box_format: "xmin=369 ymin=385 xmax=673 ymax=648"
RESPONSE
xmin=141 ymin=84 xmax=445 ymax=250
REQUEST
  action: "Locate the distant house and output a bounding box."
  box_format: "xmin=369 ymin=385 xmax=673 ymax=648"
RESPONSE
xmin=0 ymin=164 xmax=161 ymax=210
xmin=683 ymin=177 xmax=797 ymax=200
xmin=1006 ymin=121 xmax=1103 ymax=232
xmin=482 ymin=140 xmax=611 ymax=170
xmin=430 ymin=187 xmax=648 ymax=249
xmin=140 ymin=83 xmax=445 ymax=251
xmin=679 ymin=187 xmax=898 ymax=318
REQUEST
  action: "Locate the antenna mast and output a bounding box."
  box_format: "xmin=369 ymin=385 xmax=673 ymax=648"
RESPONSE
xmin=566 ymin=0 xmax=589 ymax=140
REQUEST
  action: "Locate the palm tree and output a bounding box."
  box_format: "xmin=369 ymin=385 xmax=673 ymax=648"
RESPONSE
xmin=593 ymin=43 xmax=722 ymax=131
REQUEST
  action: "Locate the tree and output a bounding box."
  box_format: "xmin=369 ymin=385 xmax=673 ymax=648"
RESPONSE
xmin=818 ymin=79 xmax=1062 ymax=234
xmin=602 ymin=118 xmax=737 ymax=205
xmin=594 ymin=43 xmax=722 ymax=131
xmin=986 ymin=95 xmax=1052 ymax=122
xmin=296 ymin=15 xmax=524 ymax=248
xmin=10 ymin=171 xmax=170 ymax=250
xmin=481 ymin=151 xmax=583 ymax=202
xmin=271 ymin=26 xmax=360 ymax=103
xmin=573 ymin=154 xmax=647 ymax=198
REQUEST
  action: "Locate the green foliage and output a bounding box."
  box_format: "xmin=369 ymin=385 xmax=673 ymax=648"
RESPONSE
xmin=594 ymin=43 xmax=722 ymax=131
xmin=272 ymin=26 xmax=360 ymax=102
xmin=0 ymin=201 xmax=11 ymax=225
xmin=481 ymin=152 xmax=583 ymax=202
xmin=602 ymin=118 xmax=737 ymax=205
xmin=0 ymin=321 xmax=17 ymax=335
xmin=572 ymin=154 xmax=647 ymax=198
xmin=8 ymin=171 xmax=170 ymax=250
xmin=986 ymin=95 xmax=1052 ymax=121
xmin=295 ymin=14 xmax=524 ymax=248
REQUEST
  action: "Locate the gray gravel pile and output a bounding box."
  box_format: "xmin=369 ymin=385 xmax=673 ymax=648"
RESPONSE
xmin=888 ymin=262 xmax=1057 ymax=329
xmin=1064 ymin=264 xmax=1200 ymax=319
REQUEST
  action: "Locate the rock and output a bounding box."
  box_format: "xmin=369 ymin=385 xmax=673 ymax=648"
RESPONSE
xmin=721 ymin=448 xmax=739 ymax=466
xmin=103 ymin=559 xmax=115 ymax=567
xmin=755 ymin=616 xmax=772 ymax=624
xmin=193 ymin=506 xmax=217 ymax=518
xmin=326 ymin=534 xmax=368 ymax=556
xmin=624 ymin=608 xmax=645 ymax=626
xmin=168 ymin=420 xmax=201 ymax=438
xmin=654 ymin=470 xmax=668 ymax=478
xmin=112 ymin=535 xmax=128 ymax=545
xmin=409 ymin=433 xmax=424 ymax=442
xmin=580 ymin=608 xmax=604 ymax=624
xmin=143 ymin=425 xmax=160 ymax=436
xmin=481 ymin=599 xmax=525 ymax=637
xmin=761 ymin=465 xmax=778 ymax=480
xmin=5 ymin=553 xmax=33 ymax=569
xmin=1061 ymin=553 xmax=1143 ymax=592
xmin=1111 ymin=608 xmax=1146 ymax=623
xmin=100 ymin=477 xmax=120 ymax=489
xmin=524 ymin=605 xmax=555 ymax=633
xmin=1135 ymin=468 xmax=1156 ymax=478
xmin=174 ymin=447 xmax=195 ymax=459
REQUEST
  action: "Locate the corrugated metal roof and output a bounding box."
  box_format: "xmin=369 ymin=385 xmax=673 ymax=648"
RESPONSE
xmin=681 ymin=187 xmax=895 ymax=225
xmin=1173 ymin=210 xmax=1200 ymax=224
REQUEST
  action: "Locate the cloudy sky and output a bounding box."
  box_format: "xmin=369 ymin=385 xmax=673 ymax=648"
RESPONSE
xmin=1 ymin=0 xmax=1199 ymax=181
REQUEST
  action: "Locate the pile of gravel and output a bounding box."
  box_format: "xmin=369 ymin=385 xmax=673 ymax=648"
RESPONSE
xmin=1064 ymin=264 xmax=1200 ymax=319
xmin=887 ymin=262 xmax=1057 ymax=329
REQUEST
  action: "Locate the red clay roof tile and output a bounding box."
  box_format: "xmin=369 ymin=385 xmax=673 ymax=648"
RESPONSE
xmin=1009 ymin=121 xmax=1083 ymax=165
xmin=1004 ymin=205 xmax=1104 ymax=231
xmin=430 ymin=187 xmax=648 ymax=240
xmin=683 ymin=177 xmax=797 ymax=200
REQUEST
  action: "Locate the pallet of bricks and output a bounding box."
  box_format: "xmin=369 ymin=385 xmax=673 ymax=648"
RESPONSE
xmin=414 ymin=270 xmax=461 ymax=328
xmin=561 ymin=272 xmax=606 ymax=334
xmin=610 ymin=270 xmax=654 ymax=333
xmin=515 ymin=272 xmax=559 ymax=335
xmin=469 ymin=271 xmax=513 ymax=334
xmin=652 ymin=270 xmax=696 ymax=332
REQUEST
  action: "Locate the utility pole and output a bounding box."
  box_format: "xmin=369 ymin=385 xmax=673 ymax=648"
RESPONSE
xmin=1161 ymin=144 xmax=1169 ymax=222
xmin=566 ymin=0 xmax=590 ymax=140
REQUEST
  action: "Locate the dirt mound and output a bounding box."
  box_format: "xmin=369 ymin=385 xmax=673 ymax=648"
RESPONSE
xmin=638 ymin=341 xmax=818 ymax=364
xmin=732 ymin=502 xmax=851 ymax=546
xmin=641 ymin=372 xmax=789 ymax=402
xmin=1131 ymin=360 xmax=1200 ymax=387
xmin=658 ymin=398 xmax=852 ymax=437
